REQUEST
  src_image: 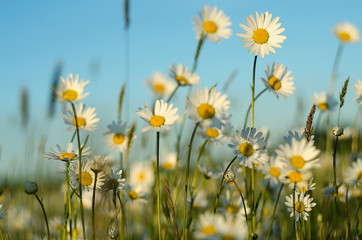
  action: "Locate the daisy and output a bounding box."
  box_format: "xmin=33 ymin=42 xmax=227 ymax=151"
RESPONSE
xmin=237 ymin=11 xmax=286 ymax=58
xmin=191 ymin=190 xmax=209 ymax=209
xmin=124 ymin=184 xmax=148 ymax=202
xmin=88 ymin=154 xmax=113 ymax=173
xmin=276 ymin=137 xmax=320 ymax=172
xmin=324 ymin=184 xmax=351 ymax=202
xmin=0 ymin=203 xmax=6 ymax=220
xmin=229 ymin=127 xmax=268 ymax=168
xmin=355 ymin=79 xmax=362 ymax=104
xmin=193 ymin=5 xmax=232 ymax=42
xmin=102 ymin=168 xmax=126 ymax=192
xmin=344 ymin=158 xmax=362 ymax=186
xmin=281 ymin=169 xmax=312 ymax=188
xmin=103 ymin=120 xmax=131 ymax=153
xmin=42 ymin=142 xmax=91 ymax=163
xmin=218 ymin=215 xmax=248 ymax=240
xmin=218 ymin=189 xmax=248 ymax=217
xmin=186 ymin=87 xmax=230 ymax=129
xmin=55 ymin=73 xmax=89 ymax=102
xmin=169 ymin=63 xmax=200 ymax=86
xmin=130 ymin=162 xmax=155 ymax=192
xmin=260 ymin=155 xmax=286 ymax=185
xmin=136 ymin=99 xmax=179 ymax=132
xmin=69 ymin=161 xmax=105 ymax=191
xmin=285 ymin=191 xmax=316 ymax=221
xmin=61 ymin=103 xmax=100 ymax=132
xmin=198 ymin=163 xmax=223 ymax=179
xmin=200 ymin=122 xmax=232 ymax=147
xmin=160 ymin=152 xmax=177 ymax=171
xmin=312 ymin=92 xmax=338 ymax=112
xmin=261 ymin=62 xmax=295 ymax=100
xmin=298 ymin=178 xmax=316 ymax=193
xmin=193 ymin=212 xmax=223 ymax=239
xmin=333 ymin=22 xmax=360 ymax=44
xmin=145 ymin=72 xmax=176 ymax=98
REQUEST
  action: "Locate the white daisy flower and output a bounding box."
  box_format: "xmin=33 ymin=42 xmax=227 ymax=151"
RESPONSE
xmin=88 ymin=154 xmax=113 ymax=173
xmin=130 ymin=162 xmax=155 ymax=192
xmin=55 ymin=73 xmax=89 ymax=102
xmin=0 ymin=203 xmax=6 ymax=220
xmin=285 ymin=191 xmax=316 ymax=221
xmin=344 ymin=158 xmax=362 ymax=186
xmin=193 ymin=212 xmax=223 ymax=239
xmin=191 ymin=190 xmax=209 ymax=209
xmin=198 ymin=163 xmax=223 ymax=179
xmin=333 ymin=22 xmax=360 ymax=43
xmin=69 ymin=161 xmax=105 ymax=191
xmin=218 ymin=189 xmax=249 ymax=218
xmin=136 ymin=99 xmax=179 ymax=132
xmin=281 ymin=169 xmax=312 ymax=188
xmin=145 ymin=72 xmax=176 ymax=98
xmin=324 ymin=184 xmax=351 ymax=202
xmin=200 ymin=122 xmax=232 ymax=147
xmin=354 ymin=79 xmax=362 ymax=104
xmin=260 ymin=155 xmax=286 ymax=185
xmin=261 ymin=62 xmax=295 ymax=100
xmin=186 ymin=87 xmax=230 ymax=129
xmin=103 ymin=120 xmax=132 ymax=153
xmin=312 ymin=92 xmax=338 ymax=112
xmin=229 ymin=127 xmax=268 ymax=168
xmin=160 ymin=152 xmax=177 ymax=171
xmin=237 ymin=11 xmax=286 ymax=58
xmin=276 ymin=137 xmax=320 ymax=172
xmin=102 ymin=168 xmax=126 ymax=192
xmin=61 ymin=103 xmax=100 ymax=132
xmin=124 ymin=184 xmax=148 ymax=202
xmin=42 ymin=142 xmax=91 ymax=163
xmin=298 ymin=178 xmax=316 ymax=193
xmin=193 ymin=5 xmax=232 ymax=42
xmin=169 ymin=63 xmax=200 ymax=86
xmin=218 ymin=215 xmax=248 ymax=240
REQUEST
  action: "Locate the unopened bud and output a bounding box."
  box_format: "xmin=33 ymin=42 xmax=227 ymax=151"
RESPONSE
xmin=108 ymin=227 xmax=119 ymax=239
xmin=25 ymin=180 xmax=38 ymax=195
xmin=223 ymin=170 xmax=235 ymax=183
xmin=332 ymin=126 xmax=344 ymax=137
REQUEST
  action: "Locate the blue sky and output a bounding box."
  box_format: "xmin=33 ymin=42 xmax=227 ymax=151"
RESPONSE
xmin=1 ymin=0 xmax=361 ymax=178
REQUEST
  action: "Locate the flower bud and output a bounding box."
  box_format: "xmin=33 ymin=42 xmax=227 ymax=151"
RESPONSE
xmin=332 ymin=126 xmax=344 ymax=137
xmin=25 ymin=180 xmax=38 ymax=195
xmin=108 ymin=227 xmax=119 ymax=239
xmin=223 ymin=170 xmax=235 ymax=183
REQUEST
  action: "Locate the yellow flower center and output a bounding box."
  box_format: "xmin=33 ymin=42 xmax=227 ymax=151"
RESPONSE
xmin=106 ymin=179 xmax=119 ymax=190
xmin=356 ymin=171 xmax=362 ymax=180
xmin=268 ymin=76 xmax=281 ymax=90
xmin=269 ymin=167 xmax=280 ymax=177
xmin=78 ymin=172 xmax=93 ymax=186
xmin=289 ymin=171 xmax=302 ymax=183
xmin=62 ymin=89 xmax=78 ymax=101
xmin=253 ymin=28 xmax=269 ymax=44
xmin=153 ymin=83 xmax=165 ymax=93
xmin=226 ymin=204 xmax=239 ymax=214
xmin=290 ymin=155 xmax=305 ymax=169
xmin=295 ymin=201 xmax=305 ymax=213
xmin=59 ymin=152 xmax=76 ymax=161
xmin=202 ymin=225 xmax=216 ymax=235
xmin=338 ymin=32 xmax=351 ymax=42
xmin=203 ymin=20 xmax=218 ymax=34
xmin=299 ymin=187 xmax=307 ymax=192
xmin=113 ymin=133 xmax=125 ymax=145
xmin=163 ymin=162 xmax=174 ymax=170
xmin=205 ymin=128 xmax=219 ymax=138
xmin=176 ymin=75 xmax=189 ymax=85
xmin=222 ymin=234 xmax=235 ymax=240
xmin=239 ymin=142 xmax=254 ymax=157
xmin=137 ymin=172 xmax=145 ymax=181
xmin=149 ymin=115 xmax=165 ymax=127
xmin=197 ymin=103 xmax=215 ymax=119
xmin=129 ymin=190 xmax=140 ymax=199
xmin=318 ymin=102 xmax=329 ymax=111
xmin=73 ymin=117 xmax=86 ymax=128
xmin=333 ymin=192 xmax=344 ymax=198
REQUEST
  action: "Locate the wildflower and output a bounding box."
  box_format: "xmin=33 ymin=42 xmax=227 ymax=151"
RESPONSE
xmin=88 ymin=155 xmax=113 ymax=173
xmin=281 ymin=168 xmax=312 ymax=188
xmin=24 ymin=180 xmax=38 ymax=195
xmin=130 ymin=162 xmax=155 ymax=192
xmin=145 ymin=72 xmax=176 ymax=98
xmin=102 ymin=168 xmax=125 ymax=192
xmin=355 ymin=79 xmax=362 ymax=104
xmin=103 ymin=120 xmax=132 ymax=153
xmin=55 ymin=73 xmax=89 ymax=102
xmin=229 ymin=127 xmax=268 ymax=168
xmin=285 ymin=191 xmax=316 ymax=221
xmin=219 ymin=189 xmax=249 ymax=218
xmin=0 ymin=203 xmax=6 ymax=220
xmin=324 ymin=184 xmax=351 ymax=202
xmin=260 ymin=156 xmax=286 ymax=185
xmin=237 ymin=11 xmax=286 ymax=58
xmin=186 ymin=87 xmax=230 ymax=129
xmin=198 ymin=163 xmax=223 ymax=179
xmin=333 ymin=22 xmax=360 ymax=43
xmin=298 ymin=178 xmax=316 ymax=194
xmin=61 ymin=103 xmax=100 ymax=132
xmin=136 ymin=99 xmax=179 ymax=132
xmin=193 ymin=5 xmax=232 ymax=42
xmin=218 ymin=215 xmax=248 ymax=240
xmin=312 ymin=92 xmax=338 ymax=112
xmin=160 ymin=152 xmax=177 ymax=171
xmin=344 ymin=158 xmax=362 ymax=186
xmin=193 ymin=212 xmax=223 ymax=239
xmin=124 ymin=184 xmax=148 ymax=202
xmin=69 ymin=161 xmax=105 ymax=191
xmin=190 ymin=190 xmax=208 ymax=209
xmin=169 ymin=64 xmax=200 ymax=86
xmin=200 ymin=122 xmax=232 ymax=147
xmin=261 ymin=63 xmax=295 ymax=100
xmin=42 ymin=142 xmax=91 ymax=163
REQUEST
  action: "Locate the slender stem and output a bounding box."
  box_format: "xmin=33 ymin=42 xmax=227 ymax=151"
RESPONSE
xmin=267 ymin=183 xmax=284 ymax=240
xmin=293 ymin=184 xmax=298 ymax=240
xmin=0 ymin=225 xmax=3 ymax=240
xmin=328 ymin=43 xmax=344 ymax=95
xmin=352 ymin=106 xmax=361 ymax=154
xmin=192 ymin=35 xmax=205 ymax=72
xmin=251 ymin=55 xmax=257 ymax=129
xmin=91 ymin=172 xmax=98 ymax=240
xmin=34 ymin=193 xmax=50 ymax=240
xmin=243 ymin=88 xmax=267 ymax=128
xmin=166 ymin=85 xmax=179 ymax=103
xmin=233 ymin=180 xmax=248 ymax=223
xmin=67 ymin=164 xmax=73 ymax=240
xmin=182 ymin=123 xmax=200 ymax=239
xmin=64 ymin=163 xmax=69 ymax=239
xmin=117 ymin=193 xmax=126 ymax=240
xmin=191 ymin=139 xmax=208 ymax=191
xmin=186 ymin=177 xmax=206 ymax=232
xmin=156 ymin=131 xmax=162 ymax=240
xmin=258 ymin=181 xmax=270 ymax=227
xmin=332 ymin=135 xmax=339 ymax=204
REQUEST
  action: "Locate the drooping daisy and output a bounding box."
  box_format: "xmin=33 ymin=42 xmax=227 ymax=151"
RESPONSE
xmin=124 ymin=184 xmax=148 ymax=203
xmin=312 ymin=92 xmax=338 ymax=112
xmin=69 ymin=161 xmax=105 ymax=191
xmin=0 ymin=203 xmax=6 ymax=220
xmin=88 ymin=154 xmax=113 ymax=173
xmin=344 ymin=158 xmax=362 ymax=186
xmin=103 ymin=120 xmax=131 ymax=153
xmin=261 ymin=63 xmax=295 ymax=100
xmin=145 ymin=72 xmax=176 ymax=98
xmin=186 ymin=87 xmax=230 ymax=129
xmin=61 ymin=103 xmax=100 ymax=132
xmin=193 ymin=5 xmax=232 ymax=42
xmin=55 ymin=73 xmax=89 ymax=102
xmin=285 ymin=191 xmax=316 ymax=221
xmin=200 ymin=122 xmax=232 ymax=147
xmin=229 ymin=127 xmax=268 ymax=168
xmin=136 ymin=99 xmax=179 ymax=132
xmin=130 ymin=162 xmax=155 ymax=192
xmin=260 ymin=155 xmax=286 ymax=185
xmin=42 ymin=142 xmax=91 ymax=163
xmin=160 ymin=152 xmax=177 ymax=171
xmin=198 ymin=163 xmax=223 ymax=179
xmin=355 ymin=79 xmax=362 ymax=104
xmin=169 ymin=63 xmax=200 ymax=86
xmin=102 ymin=168 xmax=126 ymax=192
xmin=193 ymin=212 xmax=223 ymax=239
xmin=237 ymin=11 xmax=286 ymax=58
xmin=333 ymin=22 xmax=360 ymax=44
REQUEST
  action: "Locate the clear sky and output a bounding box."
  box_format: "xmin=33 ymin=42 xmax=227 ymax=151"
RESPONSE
xmin=1 ymin=0 xmax=361 ymax=179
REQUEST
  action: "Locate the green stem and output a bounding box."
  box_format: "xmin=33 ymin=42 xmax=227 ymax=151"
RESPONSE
xmin=117 ymin=193 xmax=126 ymax=240
xmin=166 ymin=85 xmax=179 ymax=103
xmin=332 ymin=135 xmax=339 ymax=205
xmin=243 ymin=88 xmax=267 ymax=128
xmin=91 ymin=171 xmax=98 ymax=240
xmin=182 ymin=123 xmax=199 ymax=239
xmin=192 ymin=34 xmax=205 ymax=72
xmin=156 ymin=131 xmax=162 ymax=240
xmin=251 ymin=55 xmax=257 ymax=129
xmin=191 ymin=139 xmax=208 ymax=191
xmin=233 ymin=180 xmax=249 ymax=223
xmin=67 ymin=163 xmax=73 ymax=240
xmin=267 ymin=183 xmax=284 ymax=240
xmin=35 ymin=193 xmax=50 ymax=240
xmin=0 ymin=225 xmax=4 ymax=240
